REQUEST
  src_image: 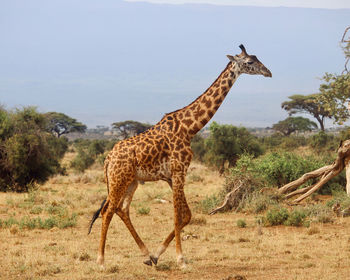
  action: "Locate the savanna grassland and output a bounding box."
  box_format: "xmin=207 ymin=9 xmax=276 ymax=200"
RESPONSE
xmin=1 ymin=153 xmax=350 ymax=280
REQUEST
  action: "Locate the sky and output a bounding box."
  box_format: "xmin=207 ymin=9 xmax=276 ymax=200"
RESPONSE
xmin=125 ymin=0 xmax=350 ymax=9
xmin=0 ymin=0 xmax=349 ymax=128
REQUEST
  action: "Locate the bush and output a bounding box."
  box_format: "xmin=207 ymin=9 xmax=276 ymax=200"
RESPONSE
xmin=259 ymin=134 xmax=284 ymax=150
xmin=285 ymin=209 xmax=308 ymax=227
xmin=326 ymin=190 xmax=350 ymax=210
xmin=137 ymin=206 xmax=150 ymax=215
xmin=301 ymin=204 xmax=333 ymax=224
xmin=244 ymin=192 xmax=278 ymax=214
xmin=70 ymin=139 xmax=117 ymax=173
xmin=204 ymin=122 xmax=263 ymax=171
xmin=309 ymin=131 xmax=337 ymax=151
xmin=197 ymin=194 xmax=220 ymax=214
xmin=236 ymin=219 xmax=247 ymax=228
xmin=0 ymin=213 xmax=77 ymax=230
xmin=0 ymin=107 xmax=68 ymax=192
xmin=265 ymin=207 xmax=289 ymax=226
xmin=191 ymin=134 xmax=206 ymax=162
xmin=279 ymin=136 xmax=307 ymax=150
xmin=253 ymin=152 xmax=324 ymax=187
xmin=70 ymin=148 xmax=95 ymax=173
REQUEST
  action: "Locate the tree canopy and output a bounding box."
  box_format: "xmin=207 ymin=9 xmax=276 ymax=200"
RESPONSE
xmin=272 ymin=117 xmax=318 ymax=136
xmin=112 ymin=120 xmax=152 ymax=139
xmin=281 ymin=27 xmax=350 ymax=129
xmin=0 ymin=107 xmax=68 ymax=191
xmin=204 ymin=122 xmax=263 ymax=172
xmin=45 ymin=112 xmax=87 ymax=138
xmin=281 ymin=94 xmax=331 ymax=131
xmin=310 ymin=26 xmax=350 ymax=126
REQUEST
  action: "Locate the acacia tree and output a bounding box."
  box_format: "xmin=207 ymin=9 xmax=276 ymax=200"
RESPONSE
xmin=112 ymin=120 xmax=152 ymax=139
xmin=272 ymin=117 xmax=318 ymax=136
xmin=316 ymin=27 xmax=350 ymax=125
xmin=281 ymin=94 xmax=331 ymax=131
xmin=45 ymin=112 xmax=87 ymax=138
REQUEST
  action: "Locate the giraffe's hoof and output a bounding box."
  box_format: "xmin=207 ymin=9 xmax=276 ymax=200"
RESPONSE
xmin=96 ymin=255 xmax=104 ymax=266
xmin=150 ymin=255 xmax=158 ymax=265
xmin=143 ymin=258 xmax=153 ymax=266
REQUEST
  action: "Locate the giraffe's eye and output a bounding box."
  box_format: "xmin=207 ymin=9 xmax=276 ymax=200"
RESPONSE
xmin=247 ymin=61 xmax=254 ymax=65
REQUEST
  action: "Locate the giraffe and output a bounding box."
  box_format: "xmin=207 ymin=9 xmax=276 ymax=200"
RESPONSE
xmin=88 ymin=44 xmax=272 ymax=268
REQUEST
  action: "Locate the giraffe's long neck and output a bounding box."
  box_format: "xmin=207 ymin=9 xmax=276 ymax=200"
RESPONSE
xmin=175 ymin=62 xmax=239 ymax=139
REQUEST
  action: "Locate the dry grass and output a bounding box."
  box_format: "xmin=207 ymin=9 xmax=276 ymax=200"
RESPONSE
xmin=1 ymin=160 xmax=350 ymax=280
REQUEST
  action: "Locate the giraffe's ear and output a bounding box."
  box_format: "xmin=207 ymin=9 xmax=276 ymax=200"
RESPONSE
xmin=226 ymin=55 xmax=236 ymax=62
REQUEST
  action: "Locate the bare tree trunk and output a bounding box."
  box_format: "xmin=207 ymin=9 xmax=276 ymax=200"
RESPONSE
xmin=345 ymin=156 xmax=350 ymax=195
xmin=279 ymin=139 xmax=350 ymax=203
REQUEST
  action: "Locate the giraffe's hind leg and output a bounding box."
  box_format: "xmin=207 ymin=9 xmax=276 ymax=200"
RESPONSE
xmin=116 ymin=180 xmax=154 ymax=266
xmin=97 ymin=173 xmax=136 ymax=267
xmin=97 ymin=198 xmax=116 ymax=267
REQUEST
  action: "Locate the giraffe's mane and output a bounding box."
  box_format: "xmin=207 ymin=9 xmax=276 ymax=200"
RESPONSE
xmin=160 ymin=61 xmax=233 ymax=120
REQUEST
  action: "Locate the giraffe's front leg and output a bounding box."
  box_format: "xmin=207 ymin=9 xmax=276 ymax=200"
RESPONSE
xmin=173 ymin=176 xmax=192 ymax=268
xmin=153 ymin=171 xmax=191 ymax=268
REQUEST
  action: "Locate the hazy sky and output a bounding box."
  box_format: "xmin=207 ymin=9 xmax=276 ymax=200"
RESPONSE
xmin=1 ymin=0 xmax=349 ymax=128
xmin=125 ymin=0 xmax=350 ymax=9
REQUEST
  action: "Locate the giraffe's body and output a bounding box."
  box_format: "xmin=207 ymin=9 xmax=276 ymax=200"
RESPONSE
xmin=89 ymin=45 xmax=272 ymax=268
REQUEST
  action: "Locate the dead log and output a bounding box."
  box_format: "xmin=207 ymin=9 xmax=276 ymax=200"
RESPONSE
xmin=279 ymin=139 xmax=350 ymax=204
xmin=209 ymin=181 xmax=244 ymax=215
xmin=209 ymin=175 xmax=257 ymax=215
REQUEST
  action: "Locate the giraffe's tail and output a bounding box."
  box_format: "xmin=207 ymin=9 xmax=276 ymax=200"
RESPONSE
xmin=104 ymin=155 xmax=110 ymax=194
xmin=88 ymin=199 xmax=108 ymax=235
xmin=88 ymin=156 xmax=111 ymax=235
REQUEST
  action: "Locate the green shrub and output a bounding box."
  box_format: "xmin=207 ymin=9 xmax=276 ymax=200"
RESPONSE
xmin=70 ymin=148 xmax=95 ymax=173
xmin=236 ymin=219 xmax=247 ymax=228
xmin=57 ymin=213 xmax=78 ymax=229
xmin=191 ymin=134 xmax=206 ymax=162
xmin=265 ymin=207 xmax=289 ymax=226
xmin=303 ymin=204 xmax=333 ymax=224
xmin=197 ymin=194 xmax=220 ymax=214
xmin=137 ymin=206 xmax=150 ymax=215
xmin=259 ymin=134 xmax=284 ymax=150
xmin=70 ymin=139 xmax=118 ymax=172
xmin=338 ymin=127 xmax=350 ymax=141
xmin=0 ymin=213 xmax=78 ymax=230
xmin=326 ymin=190 xmax=350 ymax=210
xmin=244 ymin=193 xmax=278 ymax=214
xmin=30 ymin=206 xmax=43 ymax=214
xmin=187 ymin=173 xmax=204 ymax=183
xmin=285 ymin=209 xmax=308 ymax=227
xmin=309 ymin=131 xmax=337 ymax=151
xmin=204 ymin=122 xmax=263 ymax=171
xmin=280 ymin=136 xmax=307 ymax=150
xmin=46 ymin=205 xmax=66 ymax=216
xmin=87 ymin=140 xmax=106 ymax=158
xmin=253 ymin=152 xmax=324 ymax=187
xmin=0 ymin=107 xmax=68 ymax=192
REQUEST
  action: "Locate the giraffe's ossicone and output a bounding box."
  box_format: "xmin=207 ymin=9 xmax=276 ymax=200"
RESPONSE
xmin=88 ymin=44 xmax=272 ymax=268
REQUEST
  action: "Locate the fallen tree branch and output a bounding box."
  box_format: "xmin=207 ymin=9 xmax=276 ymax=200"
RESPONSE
xmin=209 ymin=181 xmax=244 ymax=215
xmin=279 ymin=139 xmax=350 ymax=203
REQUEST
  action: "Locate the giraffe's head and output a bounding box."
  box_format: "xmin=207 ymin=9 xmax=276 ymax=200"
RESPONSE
xmin=227 ymin=44 xmax=272 ymax=77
